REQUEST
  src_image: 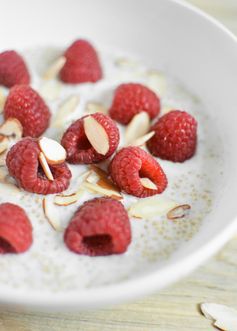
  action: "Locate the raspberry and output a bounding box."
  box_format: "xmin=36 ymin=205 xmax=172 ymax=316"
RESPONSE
xmin=109 ymin=83 xmax=160 ymax=124
xmin=0 ymin=203 xmax=32 ymax=254
xmin=64 ymin=197 xmax=131 ymax=256
xmin=61 ymin=113 xmax=119 ymax=164
xmin=109 ymin=146 xmax=167 ymax=198
xmin=59 ymin=39 xmax=102 ymax=84
xmin=6 ymin=137 xmax=71 ymax=195
xmin=147 ymin=110 xmax=197 ymax=162
xmin=0 ymin=50 xmax=30 ymax=88
xmin=4 ymin=85 xmax=51 ymax=138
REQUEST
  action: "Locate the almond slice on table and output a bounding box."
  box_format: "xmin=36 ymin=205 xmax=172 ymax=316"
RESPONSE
xmin=140 ymin=177 xmax=157 ymax=190
xmin=84 ymin=116 xmax=109 ymax=155
xmin=129 ymin=196 xmax=178 ymax=219
xmin=125 ymin=111 xmax=150 ymax=145
xmin=200 ymin=303 xmax=237 ymax=331
xmin=43 ymin=56 xmax=66 ymax=80
xmin=42 ymin=197 xmax=62 ymax=231
xmin=83 ymin=182 xmax=123 ymax=200
xmin=53 ymin=95 xmax=80 ymax=128
xmin=54 ymin=189 xmax=84 ymax=206
xmin=0 ymin=136 xmax=9 ymax=154
xmin=167 ymin=204 xmax=191 ymax=220
xmin=38 ymin=152 xmax=54 ymax=181
xmin=38 ymin=137 xmax=66 ymax=165
xmin=0 ymin=118 xmax=23 ymax=139
xmin=0 ymin=88 xmax=6 ymax=113
xmin=146 ymin=70 xmax=167 ymax=97
xmin=85 ymin=102 xmax=107 ymax=115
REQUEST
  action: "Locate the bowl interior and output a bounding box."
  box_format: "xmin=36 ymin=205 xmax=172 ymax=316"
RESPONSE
xmin=0 ymin=0 xmax=237 ymax=310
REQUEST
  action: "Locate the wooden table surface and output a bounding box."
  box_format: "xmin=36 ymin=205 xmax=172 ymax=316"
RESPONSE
xmin=1 ymin=1 xmax=237 ymax=330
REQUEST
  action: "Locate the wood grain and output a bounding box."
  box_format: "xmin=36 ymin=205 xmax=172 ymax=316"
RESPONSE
xmin=0 ymin=1 xmax=237 ymax=330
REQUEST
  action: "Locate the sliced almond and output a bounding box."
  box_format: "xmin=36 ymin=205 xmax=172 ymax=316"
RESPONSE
xmin=200 ymin=303 xmax=237 ymax=331
xmin=129 ymin=131 xmax=155 ymax=147
xmin=129 ymin=196 xmax=178 ymax=219
xmin=42 ymin=197 xmax=62 ymax=231
xmin=0 ymin=118 xmax=23 ymax=139
xmin=83 ymin=182 xmax=123 ymax=200
xmin=140 ymin=177 xmax=157 ymax=190
xmin=84 ymin=116 xmax=109 ymax=155
xmin=0 ymin=167 xmax=8 ymax=181
xmin=167 ymin=204 xmax=191 ymax=220
xmin=0 ymin=88 xmax=6 ymax=113
xmin=53 ymin=95 xmax=80 ymax=128
xmin=39 ymin=137 xmax=66 ymax=165
xmin=85 ymin=102 xmax=107 ymax=115
xmin=0 ymin=136 xmax=9 ymax=154
xmin=54 ymin=189 xmax=84 ymax=206
xmin=0 ymin=151 xmax=7 ymax=166
xmin=146 ymin=70 xmax=167 ymax=97
xmin=43 ymin=56 xmax=66 ymax=80
xmin=40 ymin=81 xmax=61 ymax=101
xmin=89 ymin=165 xmax=121 ymax=193
xmin=125 ymin=111 xmax=150 ymax=145
xmin=38 ymin=152 xmax=54 ymax=181
xmin=86 ymin=171 xmax=100 ymax=184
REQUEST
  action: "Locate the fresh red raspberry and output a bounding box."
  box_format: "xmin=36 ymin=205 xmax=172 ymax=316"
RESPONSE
xmin=0 ymin=203 xmax=32 ymax=254
xmin=147 ymin=110 xmax=198 ymax=162
xmin=59 ymin=39 xmax=102 ymax=84
xmin=61 ymin=113 xmax=119 ymax=164
xmin=4 ymin=85 xmax=51 ymax=138
xmin=109 ymin=146 xmax=167 ymax=198
xmin=109 ymin=83 xmax=160 ymax=124
xmin=64 ymin=197 xmax=131 ymax=256
xmin=6 ymin=137 xmax=71 ymax=195
xmin=0 ymin=50 xmax=30 ymax=88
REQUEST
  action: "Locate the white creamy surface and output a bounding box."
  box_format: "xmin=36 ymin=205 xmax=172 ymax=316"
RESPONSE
xmin=0 ymin=46 xmax=224 ymax=292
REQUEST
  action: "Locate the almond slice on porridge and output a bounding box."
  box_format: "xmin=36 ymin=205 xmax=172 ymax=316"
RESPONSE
xmin=125 ymin=111 xmax=150 ymax=145
xmin=53 ymin=95 xmax=80 ymax=127
xmin=84 ymin=116 xmax=110 ymax=155
xmin=43 ymin=56 xmax=66 ymax=80
xmin=38 ymin=137 xmax=66 ymax=165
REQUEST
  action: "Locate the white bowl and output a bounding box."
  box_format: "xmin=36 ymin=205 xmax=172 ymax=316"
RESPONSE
xmin=1 ymin=0 xmax=237 ymax=312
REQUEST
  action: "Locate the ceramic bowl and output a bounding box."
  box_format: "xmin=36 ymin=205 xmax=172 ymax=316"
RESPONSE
xmin=0 ymin=0 xmax=237 ymax=311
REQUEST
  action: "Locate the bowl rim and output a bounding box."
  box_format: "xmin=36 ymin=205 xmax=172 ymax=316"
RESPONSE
xmin=1 ymin=0 xmax=237 ymax=310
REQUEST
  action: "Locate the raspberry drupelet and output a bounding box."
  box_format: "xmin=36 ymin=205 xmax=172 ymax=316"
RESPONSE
xmin=64 ymin=197 xmax=131 ymax=256
xmin=0 ymin=50 xmax=30 ymax=88
xmin=109 ymin=83 xmax=160 ymax=124
xmin=61 ymin=113 xmax=119 ymax=164
xmin=0 ymin=203 xmax=32 ymax=254
xmin=60 ymin=39 xmax=102 ymax=84
xmin=4 ymin=85 xmax=51 ymax=138
xmin=109 ymin=146 xmax=167 ymax=198
xmin=147 ymin=110 xmax=197 ymax=162
xmin=6 ymin=137 xmax=71 ymax=195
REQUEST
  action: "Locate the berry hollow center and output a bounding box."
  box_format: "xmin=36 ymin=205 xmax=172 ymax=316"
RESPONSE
xmin=77 ymin=134 xmax=92 ymax=151
xmin=82 ymin=234 xmax=113 ymax=254
xmin=0 ymin=237 xmax=16 ymax=254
